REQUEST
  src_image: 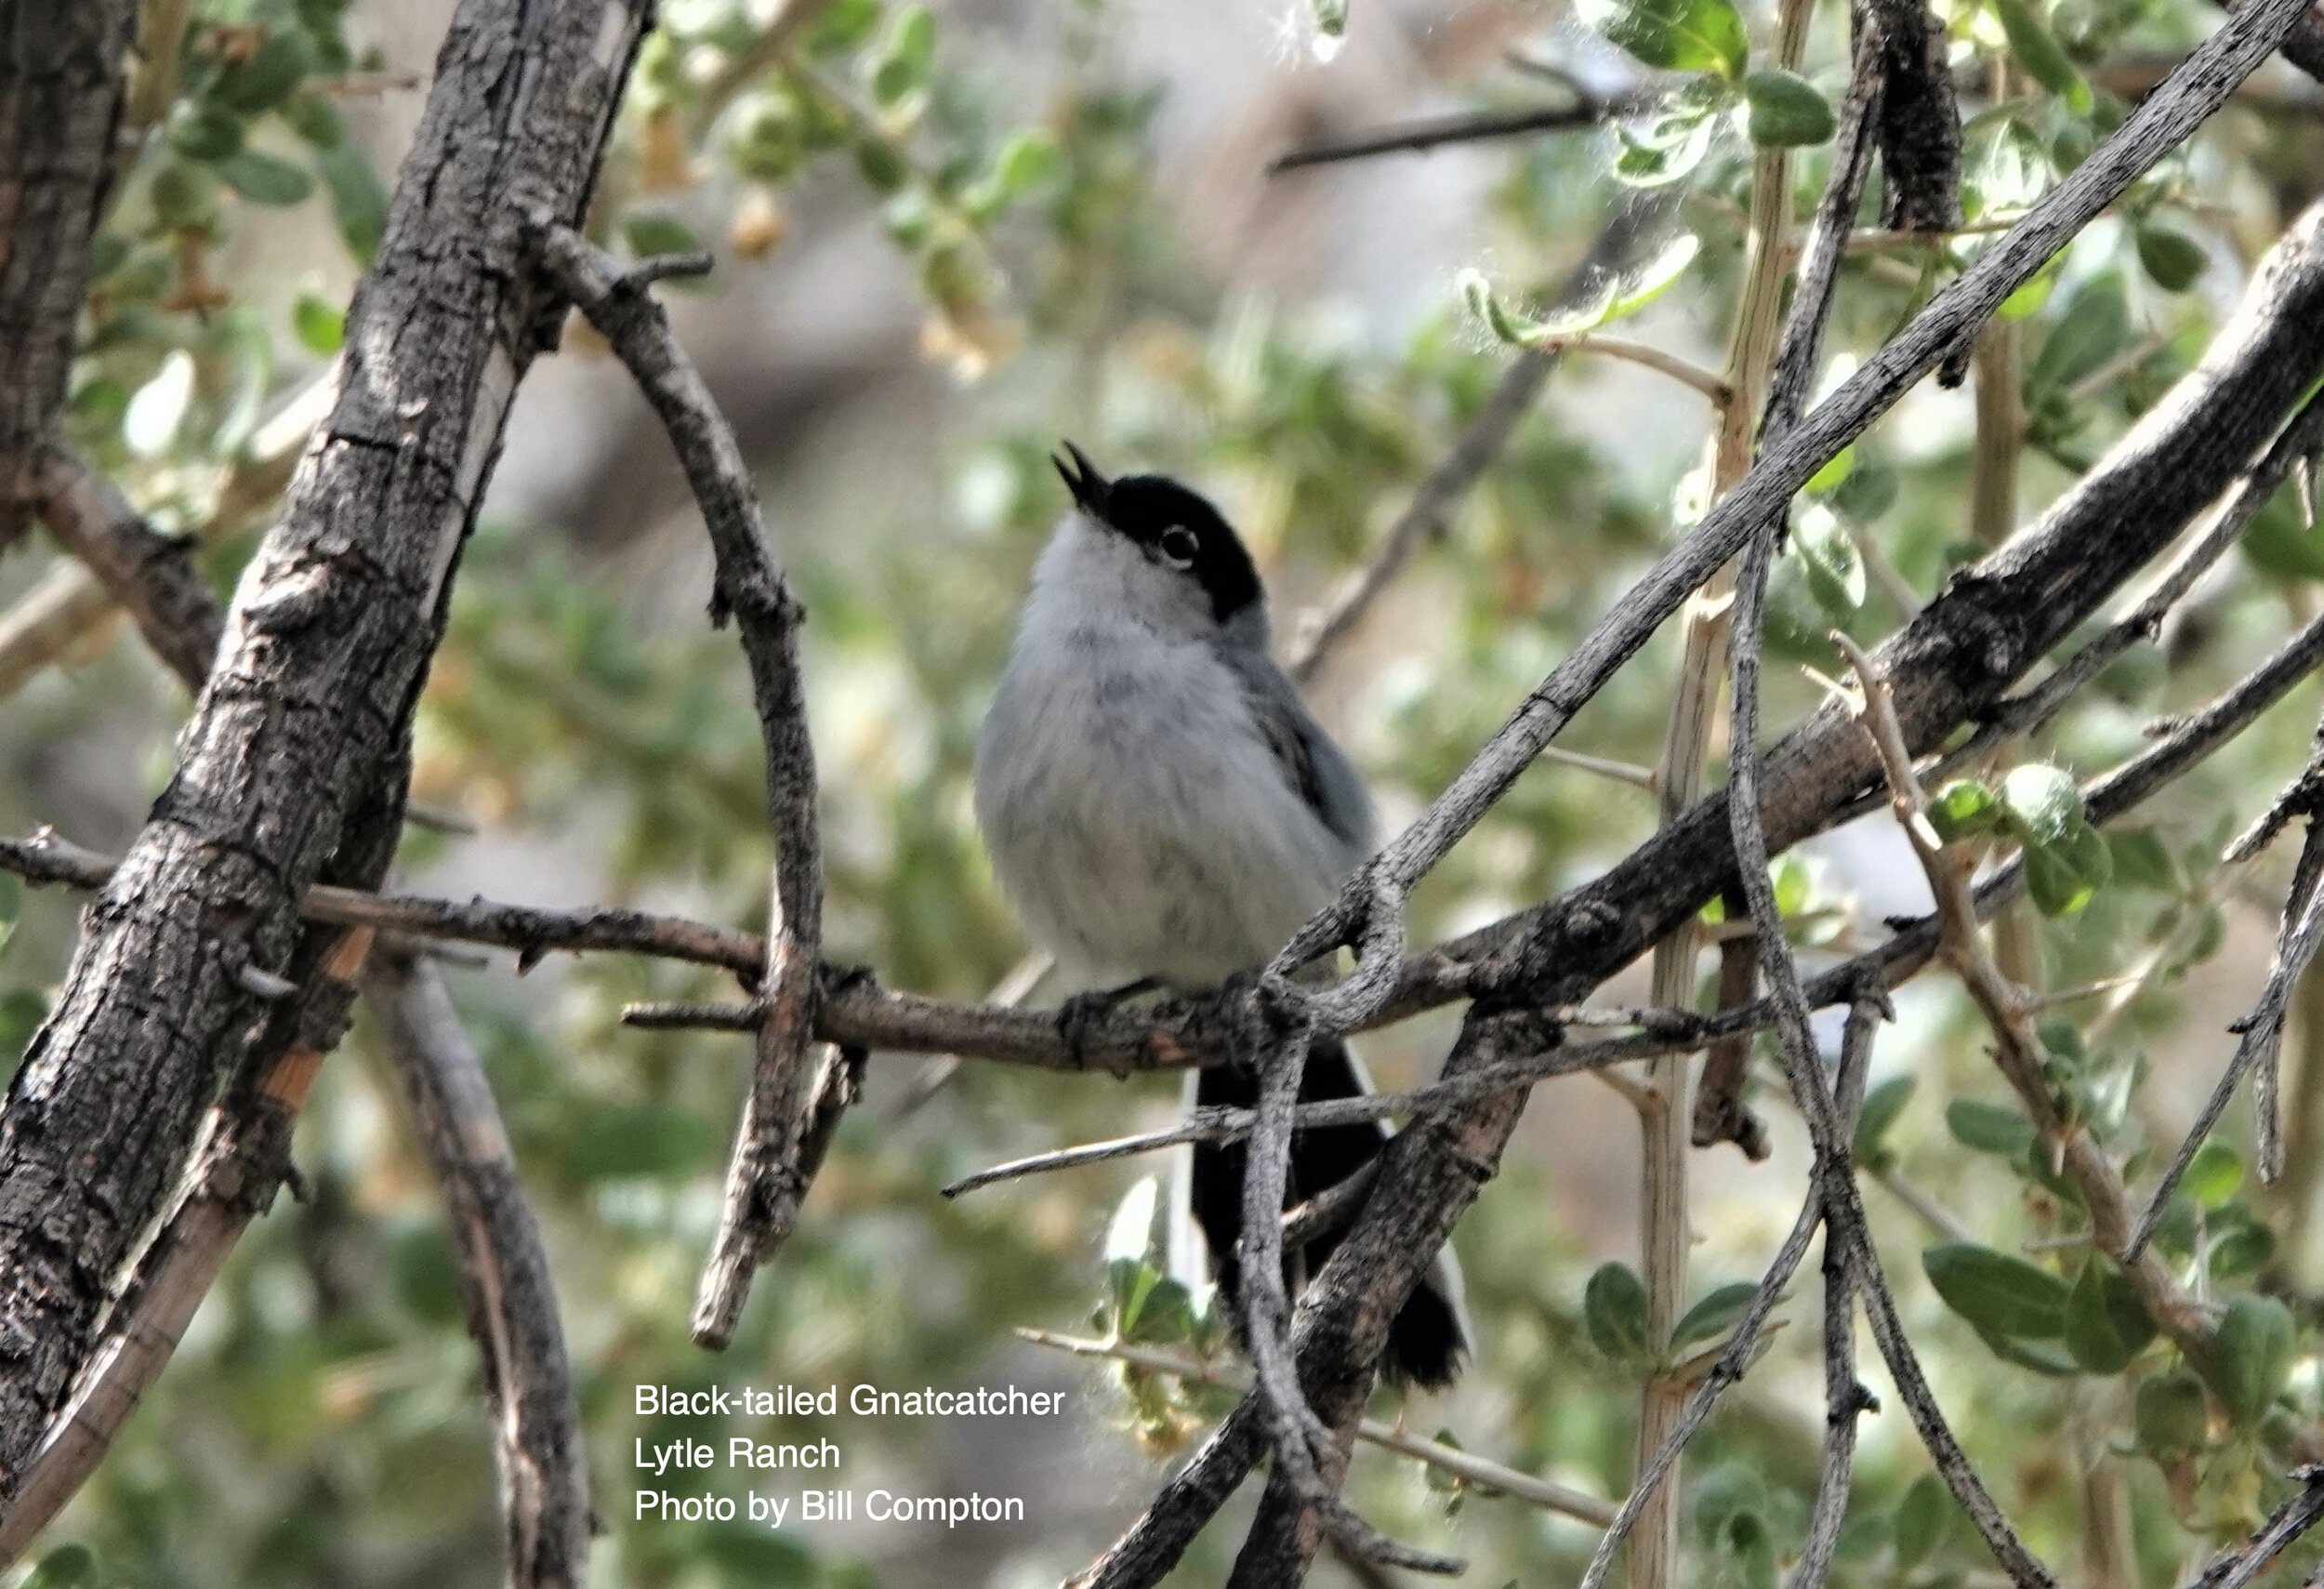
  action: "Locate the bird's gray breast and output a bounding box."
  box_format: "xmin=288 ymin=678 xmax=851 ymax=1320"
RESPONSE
xmin=974 ymin=620 xmax=1367 ymax=987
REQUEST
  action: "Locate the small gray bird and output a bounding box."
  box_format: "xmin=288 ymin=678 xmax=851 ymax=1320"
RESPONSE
xmin=973 ymin=443 xmax=1466 ymax=1388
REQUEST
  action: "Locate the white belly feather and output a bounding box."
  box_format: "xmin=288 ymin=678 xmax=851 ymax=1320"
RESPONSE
xmin=974 ymin=619 xmax=1354 ymax=987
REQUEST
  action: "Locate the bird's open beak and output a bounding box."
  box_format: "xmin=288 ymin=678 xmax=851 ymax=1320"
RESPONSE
xmin=1053 ymin=440 xmax=1113 ymax=523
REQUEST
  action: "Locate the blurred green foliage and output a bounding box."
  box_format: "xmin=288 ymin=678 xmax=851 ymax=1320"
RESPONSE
xmin=10 ymin=0 xmax=2324 ymax=1584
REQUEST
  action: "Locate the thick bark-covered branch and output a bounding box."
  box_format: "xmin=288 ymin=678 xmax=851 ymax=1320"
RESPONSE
xmin=0 ymin=0 xmax=653 ymax=1493
xmin=1280 ymin=0 xmax=2313 ymax=1001
xmin=364 ymin=955 xmax=591 ymax=1589
xmin=0 ymin=2 xmax=135 ymax=549
xmin=0 ymin=307 xmax=587 ymax=1582
xmin=0 ymin=927 xmax=376 ymax=1567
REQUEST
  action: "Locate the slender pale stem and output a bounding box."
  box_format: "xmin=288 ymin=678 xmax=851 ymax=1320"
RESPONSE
xmin=1631 ymin=3 xmax=1813 ymax=1583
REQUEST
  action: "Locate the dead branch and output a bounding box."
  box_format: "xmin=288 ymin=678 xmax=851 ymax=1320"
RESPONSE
xmin=528 ymin=221 xmax=827 ymax=1351
xmin=1832 ymin=631 xmax=2214 ymax=1357
xmin=363 ymin=954 xmax=591 ymax=1589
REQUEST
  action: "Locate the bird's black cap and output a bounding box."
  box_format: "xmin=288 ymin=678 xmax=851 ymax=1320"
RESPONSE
xmin=1054 ymin=440 xmax=1262 ymax=623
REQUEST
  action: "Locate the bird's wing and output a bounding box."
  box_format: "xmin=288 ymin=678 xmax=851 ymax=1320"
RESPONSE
xmin=1216 ymin=644 xmax=1377 ymax=858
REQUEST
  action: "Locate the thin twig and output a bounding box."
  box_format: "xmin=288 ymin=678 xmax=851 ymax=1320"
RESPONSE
xmin=1018 ymin=1328 xmax=1618 ymax=1526
xmin=938 ymin=1026 xmax=1738 ymax=1198
xmin=2126 ymin=820 xmax=2324 ymax=1253
xmin=1832 ymin=631 xmax=2214 ymax=1358
xmin=530 ymin=221 xmax=828 ymax=1352
xmin=363 ymin=954 xmax=590 ymax=1589
xmin=1552 ymin=336 xmax=1732 ymax=401
xmin=1285 ymin=349 xmax=1559 ymax=684
xmin=1267 ymin=90 xmax=1657 ymax=174
xmin=1285 ymin=206 xmax=1670 ymax=685
xmin=2181 ymin=1465 xmax=2324 ymax=1589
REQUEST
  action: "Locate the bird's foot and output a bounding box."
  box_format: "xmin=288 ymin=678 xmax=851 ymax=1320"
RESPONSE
xmin=1057 ymin=976 xmax=1165 ymax=1077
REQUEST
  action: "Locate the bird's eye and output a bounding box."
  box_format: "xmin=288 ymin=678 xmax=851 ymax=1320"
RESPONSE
xmin=1157 ymin=525 xmax=1198 ymax=568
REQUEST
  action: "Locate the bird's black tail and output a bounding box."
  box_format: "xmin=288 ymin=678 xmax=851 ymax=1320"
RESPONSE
xmin=1188 ymin=1035 xmax=1467 ymax=1389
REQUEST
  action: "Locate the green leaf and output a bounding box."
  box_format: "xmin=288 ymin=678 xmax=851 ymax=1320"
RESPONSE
xmin=1585 ymin=1261 xmax=1654 ymax=1366
xmin=853 ymin=137 xmax=909 ymax=193
xmin=317 ymin=143 xmax=388 ymax=262
xmin=2214 ymin=1293 xmax=2296 ymax=1426
xmin=1458 ymin=237 xmax=1700 ymax=350
xmin=1894 ymin=1473 xmax=1954 ymax=1571
xmin=1740 ymin=69 xmax=1835 ymax=146
xmin=1104 ymin=1176 xmax=1160 ymax=1265
xmin=167 ymin=100 xmax=245 ymax=163
xmin=2137 ymin=226 xmax=2207 ymax=293
xmin=623 ymin=213 xmax=704 ymax=260
xmin=23 ymin=1543 xmax=98 ymax=1589
xmin=125 ymin=351 xmax=196 ymax=459
xmin=869 ymin=4 xmax=936 ymax=106
xmin=987 ymin=130 xmax=1061 ymax=205
xmin=2024 ymin=835 xmax=2100 ymax=917
xmin=2107 ymin=828 xmax=2180 ymax=892
xmin=1990 ymin=0 xmax=2092 ymax=113
xmin=811 ymin=0 xmax=881 ymax=54
xmin=1794 ymin=505 xmax=1865 ymax=615
xmin=283 ymin=93 xmax=345 ymax=149
xmin=1613 ymin=103 xmax=1721 ymax=187
xmin=1928 ymin=779 xmax=2000 ymax=842
xmin=1922 ymin=1242 xmax=2069 ymax=1339
xmin=1947 ymin=1099 xmax=2036 ymax=1157
xmin=1831 ymin=461 xmax=1899 ymax=522
xmin=2185 ymin=1140 xmax=2244 ymax=1207
xmin=1671 ymin=1280 xmax=1760 ymax=1350
xmin=2027 ymin=274 xmax=2130 ymax=398
xmin=2209 ymin=1209 xmax=2277 ymax=1280
xmin=1575 ymin=0 xmax=1749 ymax=76
xmin=2133 ymin=1371 xmax=2209 ymax=1456
xmin=214 ymin=29 xmax=317 ymax=113
xmin=1606 ymin=233 xmax=1702 ymax=321
xmin=1110 ymin=1258 xmax=1160 ymax=1335
xmin=1999 ymin=763 xmax=2082 ymax=848
xmin=2062 ymin=1257 xmax=2156 ymax=1374
xmin=218 ymin=150 xmax=315 ymax=205
xmin=1974 ymin=1325 xmax=2081 ymax=1376
xmin=294 ymin=289 xmax=344 ymax=355
xmin=0 ymin=988 xmax=47 ymax=1059
xmin=1853 ymin=1075 xmax=1916 ymax=1164
xmin=2244 ymin=478 xmax=2324 ymax=581
xmin=1126 ymin=1275 xmax=1196 ymax=1344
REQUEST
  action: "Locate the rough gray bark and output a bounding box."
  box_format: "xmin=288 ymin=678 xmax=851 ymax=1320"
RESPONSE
xmin=0 ymin=0 xmax=654 ymax=1491
xmin=0 ymin=1 xmax=136 ymax=547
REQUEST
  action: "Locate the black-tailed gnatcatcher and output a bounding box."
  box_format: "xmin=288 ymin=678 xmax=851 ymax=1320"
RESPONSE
xmin=973 ymin=443 xmax=1466 ymax=1388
